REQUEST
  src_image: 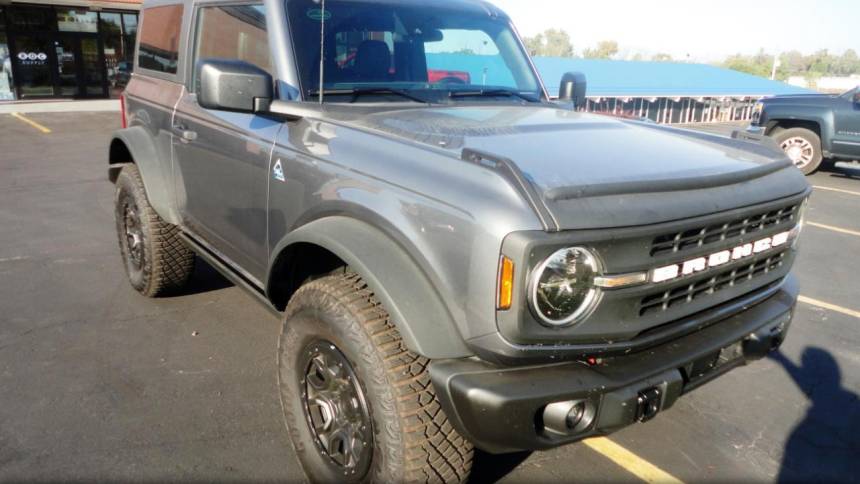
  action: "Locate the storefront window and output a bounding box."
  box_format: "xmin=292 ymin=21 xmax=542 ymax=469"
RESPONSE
xmin=0 ymin=7 xmax=15 ymax=100
xmin=57 ymin=8 xmax=98 ymax=33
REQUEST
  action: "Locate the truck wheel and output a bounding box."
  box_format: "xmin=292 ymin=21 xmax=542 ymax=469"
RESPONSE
xmin=278 ymin=270 xmax=473 ymax=483
xmin=773 ymin=127 xmax=823 ymax=175
xmin=114 ymin=165 xmax=195 ymax=297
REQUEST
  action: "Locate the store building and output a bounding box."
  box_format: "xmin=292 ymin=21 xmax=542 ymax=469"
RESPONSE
xmin=0 ymin=0 xmax=140 ymax=101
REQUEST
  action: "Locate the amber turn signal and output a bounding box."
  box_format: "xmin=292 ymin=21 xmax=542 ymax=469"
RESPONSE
xmin=497 ymin=256 xmax=515 ymax=310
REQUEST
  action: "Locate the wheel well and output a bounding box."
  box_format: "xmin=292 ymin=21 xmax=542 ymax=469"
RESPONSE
xmin=268 ymin=242 xmax=347 ymax=311
xmin=109 ymin=138 xmax=134 ymax=183
xmin=766 ymin=119 xmax=821 ymax=138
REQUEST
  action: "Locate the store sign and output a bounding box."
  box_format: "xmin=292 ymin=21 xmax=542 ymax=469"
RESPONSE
xmin=16 ymin=52 xmax=48 ymax=65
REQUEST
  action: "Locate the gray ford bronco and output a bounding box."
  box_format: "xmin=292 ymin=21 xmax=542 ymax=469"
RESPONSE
xmin=108 ymin=0 xmax=811 ymax=481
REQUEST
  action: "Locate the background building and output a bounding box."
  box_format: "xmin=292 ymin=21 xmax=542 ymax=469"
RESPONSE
xmin=0 ymin=0 xmax=140 ymax=101
xmin=534 ymin=58 xmax=817 ymax=124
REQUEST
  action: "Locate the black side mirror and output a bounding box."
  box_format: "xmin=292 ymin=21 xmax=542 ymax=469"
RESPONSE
xmin=558 ymin=72 xmax=587 ymax=110
xmin=853 ymin=91 xmax=860 ymax=104
xmin=197 ymin=59 xmax=273 ymax=113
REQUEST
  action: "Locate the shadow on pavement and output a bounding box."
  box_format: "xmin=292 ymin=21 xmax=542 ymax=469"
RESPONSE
xmin=820 ymin=161 xmax=860 ymax=181
xmin=468 ymin=450 xmax=532 ymax=484
xmin=173 ymin=258 xmax=234 ymax=296
xmin=771 ymin=348 xmax=860 ymax=482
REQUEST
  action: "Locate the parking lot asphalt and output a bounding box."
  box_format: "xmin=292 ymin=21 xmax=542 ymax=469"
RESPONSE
xmin=1 ymin=112 xmax=858 ymax=483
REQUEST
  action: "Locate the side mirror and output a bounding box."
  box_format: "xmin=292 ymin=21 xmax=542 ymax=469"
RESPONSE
xmin=853 ymin=91 xmax=860 ymax=104
xmin=558 ymin=72 xmax=587 ymax=110
xmin=197 ymin=59 xmax=273 ymax=113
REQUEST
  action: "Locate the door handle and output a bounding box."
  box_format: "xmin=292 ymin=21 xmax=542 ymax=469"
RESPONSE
xmin=173 ymin=123 xmax=197 ymax=142
xmin=179 ymin=130 xmax=198 ymax=142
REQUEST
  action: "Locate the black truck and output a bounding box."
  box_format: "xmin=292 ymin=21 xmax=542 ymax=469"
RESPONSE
xmin=746 ymin=86 xmax=860 ymax=175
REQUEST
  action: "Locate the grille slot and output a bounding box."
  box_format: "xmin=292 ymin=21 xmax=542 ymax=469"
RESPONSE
xmin=639 ymin=250 xmax=788 ymax=316
xmin=651 ymin=204 xmax=798 ymax=257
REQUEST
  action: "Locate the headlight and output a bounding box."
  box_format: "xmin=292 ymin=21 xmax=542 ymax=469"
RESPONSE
xmin=529 ymin=247 xmax=600 ymax=327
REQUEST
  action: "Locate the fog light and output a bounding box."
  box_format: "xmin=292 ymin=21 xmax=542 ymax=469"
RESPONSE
xmin=542 ymin=399 xmax=596 ymax=437
xmin=565 ymin=401 xmax=587 ymax=429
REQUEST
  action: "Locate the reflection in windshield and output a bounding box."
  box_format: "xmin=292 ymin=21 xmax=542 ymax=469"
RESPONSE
xmin=286 ymin=0 xmax=543 ymax=103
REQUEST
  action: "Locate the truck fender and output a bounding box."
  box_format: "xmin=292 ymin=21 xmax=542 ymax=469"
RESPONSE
xmin=765 ymin=107 xmax=835 ymax=152
xmin=109 ymin=126 xmax=180 ymax=225
xmin=267 ymin=216 xmax=473 ymax=359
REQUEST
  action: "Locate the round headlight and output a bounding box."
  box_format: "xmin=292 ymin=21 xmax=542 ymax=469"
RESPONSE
xmin=530 ymin=247 xmax=599 ymax=326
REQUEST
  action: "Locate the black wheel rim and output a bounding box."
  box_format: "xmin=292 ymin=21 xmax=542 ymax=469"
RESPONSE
xmin=122 ymin=196 xmax=144 ymax=271
xmin=300 ymin=340 xmax=373 ymax=477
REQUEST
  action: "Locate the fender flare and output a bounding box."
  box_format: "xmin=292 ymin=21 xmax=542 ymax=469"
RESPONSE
xmin=109 ymin=126 xmax=180 ymax=225
xmin=267 ymin=216 xmax=473 ymax=359
xmin=764 ymin=107 xmax=834 ymax=152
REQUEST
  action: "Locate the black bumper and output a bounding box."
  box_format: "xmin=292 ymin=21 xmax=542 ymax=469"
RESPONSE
xmin=430 ymin=275 xmax=798 ymax=454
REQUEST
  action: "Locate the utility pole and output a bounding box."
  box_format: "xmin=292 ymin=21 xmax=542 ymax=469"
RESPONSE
xmin=771 ymin=54 xmax=781 ymax=80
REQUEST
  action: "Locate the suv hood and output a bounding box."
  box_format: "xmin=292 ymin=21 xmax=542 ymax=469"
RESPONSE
xmin=351 ymin=105 xmax=810 ymax=230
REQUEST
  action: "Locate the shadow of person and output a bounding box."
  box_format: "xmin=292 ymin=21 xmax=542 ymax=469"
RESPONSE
xmin=771 ymin=348 xmax=860 ymax=482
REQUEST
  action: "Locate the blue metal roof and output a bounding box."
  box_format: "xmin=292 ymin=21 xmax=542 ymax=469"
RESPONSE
xmin=533 ymin=57 xmax=816 ymax=98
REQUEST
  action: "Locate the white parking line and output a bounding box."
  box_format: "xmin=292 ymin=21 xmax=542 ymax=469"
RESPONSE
xmin=813 ymin=185 xmax=860 ymax=197
xmin=799 ymin=295 xmax=860 ymax=320
xmin=807 ymin=222 xmax=860 ymax=238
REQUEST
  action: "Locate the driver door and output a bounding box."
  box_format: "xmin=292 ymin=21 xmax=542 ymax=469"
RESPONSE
xmin=172 ymin=3 xmax=277 ymax=280
xmin=833 ymin=89 xmax=860 ymax=158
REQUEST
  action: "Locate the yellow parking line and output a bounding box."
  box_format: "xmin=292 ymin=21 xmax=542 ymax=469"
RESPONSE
xmin=807 ymin=221 xmax=860 ymax=238
xmin=10 ymin=112 xmax=51 ymax=134
xmin=813 ymin=185 xmax=860 ymax=197
xmin=799 ymin=295 xmax=860 ymax=319
xmin=584 ymin=437 xmax=684 ymax=484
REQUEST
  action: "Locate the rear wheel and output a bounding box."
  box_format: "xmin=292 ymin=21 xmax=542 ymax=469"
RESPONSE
xmin=772 ymin=127 xmax=823 ymax=175
xmin=114 ymin=165 xmax=195 ymax=297
xmin=278 ymin=270 xmax=474 ymax=483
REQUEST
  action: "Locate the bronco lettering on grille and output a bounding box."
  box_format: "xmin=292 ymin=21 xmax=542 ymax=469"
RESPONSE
xmin=651 ymin=230 xmax=794 ymax=283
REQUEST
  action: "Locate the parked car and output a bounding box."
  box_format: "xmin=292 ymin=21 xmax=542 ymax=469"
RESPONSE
xmin=745 ymin=86 xmax=860 ymax=175
xmin=109 ymin=0 xmax=810 ymax=482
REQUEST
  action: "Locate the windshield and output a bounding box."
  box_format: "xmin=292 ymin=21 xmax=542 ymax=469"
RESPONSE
xmin=286 ymin=0 xmax=544 ymax=103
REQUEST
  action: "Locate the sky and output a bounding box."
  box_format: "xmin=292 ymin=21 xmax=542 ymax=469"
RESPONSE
xmin=489 ymin=0 xmax=859 ymax=62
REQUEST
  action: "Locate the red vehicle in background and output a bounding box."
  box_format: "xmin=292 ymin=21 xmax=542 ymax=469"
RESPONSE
xmin=427 ymin=69 xmax=471 ymax=84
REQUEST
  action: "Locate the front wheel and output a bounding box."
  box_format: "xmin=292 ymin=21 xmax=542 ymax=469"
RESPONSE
xmin=772 ymin=127 xmax=823 ymax=175
xmin=278 ymin=270 xmax=474 ymax=483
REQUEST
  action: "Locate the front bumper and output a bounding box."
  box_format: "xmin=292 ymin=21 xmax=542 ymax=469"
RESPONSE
xmin=430 ymin=274 xmax=798 ymax=454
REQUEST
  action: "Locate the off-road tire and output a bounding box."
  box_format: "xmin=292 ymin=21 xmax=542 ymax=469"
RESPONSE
xmin=772 ymin=127 xmax=823 ymax=175
xmin=114 ymin=164 xmax=194 ymax=297
xmin=278 ymin=269 xmax=474 ymax=483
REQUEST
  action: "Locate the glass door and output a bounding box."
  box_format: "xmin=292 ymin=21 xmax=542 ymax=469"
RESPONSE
xmin=52 ymin=35 xmax=107 ymax=98
xmin=80 ymin=36 xmax=106 ymax=97
xmin=54 ymin=37 xmax=78 ymax=96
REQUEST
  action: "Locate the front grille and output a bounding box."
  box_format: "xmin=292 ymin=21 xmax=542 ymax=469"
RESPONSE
xmin=650 ymin=204 xmax=799 ymax=257
xmin=639 ymin=250 xmax=788 ymax=316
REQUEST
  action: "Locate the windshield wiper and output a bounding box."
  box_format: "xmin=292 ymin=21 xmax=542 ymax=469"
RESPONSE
xmin=308 ymin=88 xmax=431 ymax=104
xmin=448 ymin=89 xmax=540 ymax=103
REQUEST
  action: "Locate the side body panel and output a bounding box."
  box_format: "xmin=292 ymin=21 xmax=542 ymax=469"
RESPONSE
xmin=832 ymin=94 xmax=860 ymax=158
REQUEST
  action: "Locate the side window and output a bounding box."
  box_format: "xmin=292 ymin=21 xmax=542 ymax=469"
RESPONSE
xmin=138 ymin=4 xmax=184 ymax=74
xmin=193 ymin=4 xmax=271 ymax=90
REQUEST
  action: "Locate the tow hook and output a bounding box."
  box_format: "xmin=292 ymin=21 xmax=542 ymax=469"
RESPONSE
xmin=636 ymin=387 xmax=662 ymax=422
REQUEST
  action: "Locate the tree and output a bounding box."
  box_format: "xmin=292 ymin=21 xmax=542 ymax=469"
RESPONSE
xmin=651 ymin=53 xmax=673 ymax=62
xmin=583 ymin=40 xmax=619 ymax=60
xmin=522 ymin=29 xmax=574 ymax=58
